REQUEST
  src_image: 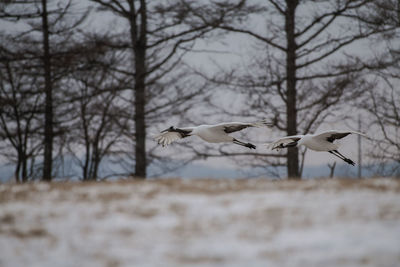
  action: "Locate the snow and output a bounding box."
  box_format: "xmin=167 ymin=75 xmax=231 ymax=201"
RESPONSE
xmin=0 ymin=178 xmax=399 ymax=267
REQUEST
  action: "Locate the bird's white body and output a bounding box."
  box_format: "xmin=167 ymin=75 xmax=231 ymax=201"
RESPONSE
xmin=192 ymin=125 xmax=235 ymax=143
xmin=299 ymin=134 xmax=339 ymax=151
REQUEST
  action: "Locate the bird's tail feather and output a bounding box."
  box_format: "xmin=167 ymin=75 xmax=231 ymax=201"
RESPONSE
xmin=351 ymin=131 xmax=369 ymax=138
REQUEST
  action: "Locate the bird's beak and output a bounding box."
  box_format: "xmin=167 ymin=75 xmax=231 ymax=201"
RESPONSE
xmin=162 ymin=126 xmax=174 ymax=133
xmin=266 ymin=143 xmax=278 ymax=150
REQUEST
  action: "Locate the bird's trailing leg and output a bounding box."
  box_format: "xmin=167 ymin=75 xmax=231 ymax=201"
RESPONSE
xmin=328 ymin=150 xmax=355 ymax=166
xmin=334 ymin=150 xmax=355 ymax=166
xmin=233 ymin=139 xmax=256 ymax=149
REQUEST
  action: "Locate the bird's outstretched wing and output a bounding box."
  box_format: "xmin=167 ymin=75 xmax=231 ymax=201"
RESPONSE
xmin=154 ymin=131 xmax=183 ymax=147
xmin=265 ymin=135 xmax=303 ymax=151
xmin=211 ymin=119 xmax=273 ymax=133
xmin=154 ymin=127 xmax=193 ymax=147
xmin=313 ymin=130 xmax=368 ymax=143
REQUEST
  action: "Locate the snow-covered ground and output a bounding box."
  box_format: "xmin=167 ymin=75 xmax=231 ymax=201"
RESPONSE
xmin=0 ymin=178 xmax=399 ymax=267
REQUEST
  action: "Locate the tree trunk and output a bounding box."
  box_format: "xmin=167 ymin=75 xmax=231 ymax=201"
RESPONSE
xmin=21 ymin=152 xmax=27 ymax=182
xmin=130 ymin=0 xmax=147 ymax=178
xmin=134 ymin=47 xmax=147 ymax=178
xmin=41 ymin=0 xmax=53 ymax=181
xmin=15 ymin=157 xmax=21 ymax=183
xmin=398 ymin=0 xmax=400 ymax=26
xmin=285 ymin=0 xmax=300 ymax=179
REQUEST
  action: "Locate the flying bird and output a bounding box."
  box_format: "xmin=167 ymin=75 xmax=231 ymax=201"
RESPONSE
xmin=266 ymin=130 xmax=368 ymax=165
xmin=155 ymin=120 xmax=273 ymax=149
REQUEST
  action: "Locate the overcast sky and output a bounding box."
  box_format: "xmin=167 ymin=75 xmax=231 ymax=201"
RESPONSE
xmin=0 ymin=0 xmax=381 ymax=175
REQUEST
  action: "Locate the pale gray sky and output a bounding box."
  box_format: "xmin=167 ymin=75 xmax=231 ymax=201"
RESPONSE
xmin=177 ymin=22 xmax=373 ymax=168
xmin=0 ymin=0 xmax=384 ymax=174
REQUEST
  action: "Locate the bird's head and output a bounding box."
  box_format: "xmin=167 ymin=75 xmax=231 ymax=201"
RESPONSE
xmin=266 ymin=143 xmax=281 ymax=151
xmin=273 ymin=143 xmax=285 ymax=151
xmin=271 ymin=143 xmax=289 ymax=151
xmin=161 ymin=126 xmax=175 ymax=133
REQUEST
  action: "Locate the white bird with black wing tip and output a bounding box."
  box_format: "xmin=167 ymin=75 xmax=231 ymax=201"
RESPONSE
xmin=266 ymin=130 xmax=368 ymax=166
xmin=155 ymin=120 xmax=273 ymax=149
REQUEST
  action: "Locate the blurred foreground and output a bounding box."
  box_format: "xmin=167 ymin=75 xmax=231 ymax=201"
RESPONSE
xmin=1 ymin=178 xmax=400 ymax=267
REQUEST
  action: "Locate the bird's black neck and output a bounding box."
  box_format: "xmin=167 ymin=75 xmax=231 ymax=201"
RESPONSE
xmin=171 ymin=128 xmax=192 ymax=138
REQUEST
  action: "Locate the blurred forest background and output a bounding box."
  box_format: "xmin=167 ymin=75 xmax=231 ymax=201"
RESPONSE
xmin=0 ymin=0 xmax=399 ymax=182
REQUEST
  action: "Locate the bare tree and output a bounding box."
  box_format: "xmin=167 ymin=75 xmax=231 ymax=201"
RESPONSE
xmin=61 ymin=38 xmax=130 ymax=181
xmin=88 ymin=0 xmax=249 ymax=178
xmin=0 ymin=0 xmax=89 ymax=181
xmin=364 ymin=79 xmax=400 ymax=176
xmin=352 ymin=0 xmax=400 ymax=176
xmin=197 ymin=0 xmax=396 ymax=178
xmin=0 ymin=46 xmax=42 ymax=182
